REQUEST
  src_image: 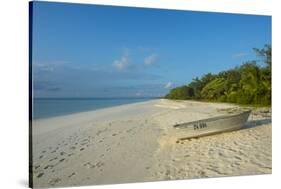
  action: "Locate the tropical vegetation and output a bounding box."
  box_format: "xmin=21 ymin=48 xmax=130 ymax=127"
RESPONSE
xmin=165 ymin=45 xmax=271 ymax=106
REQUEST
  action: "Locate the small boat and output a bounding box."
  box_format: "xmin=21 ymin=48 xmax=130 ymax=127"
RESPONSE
xmin=173 ymin=110 xmax=251 ymax=140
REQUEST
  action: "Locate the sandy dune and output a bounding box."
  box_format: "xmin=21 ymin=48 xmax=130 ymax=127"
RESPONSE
xmin=31 ymin=99 xmax=271 ymax=188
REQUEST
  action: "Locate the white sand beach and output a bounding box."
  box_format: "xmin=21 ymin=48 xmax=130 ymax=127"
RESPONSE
xmin=32 ymin=99 xmax=272 ymax=188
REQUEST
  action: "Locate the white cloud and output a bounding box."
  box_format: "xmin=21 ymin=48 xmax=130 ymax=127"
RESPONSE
xmin=112 ymin=50 xmax=130 ymax=70
xmin=164 ymin=81 xmax=173 ymax=89
xmin=113 ymin=50 xmax=158 ymax=71
xmin=144 ymin=54 xmax=158 ymax=65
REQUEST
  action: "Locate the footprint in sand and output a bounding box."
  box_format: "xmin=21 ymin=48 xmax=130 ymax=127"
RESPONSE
xmin=37 ymin=173 xmax=44 ymax=178
xmin=68 ymin=172 xmax=76 ymax=178
xmin=96 ymin=161 xmax=105 ymax=168
xmin=84 ymin=161 xmax=104 ymax=169
xmin=49 ymin=178 xmax=61 ymax=186
xmin=49 ymin=157 xmax=58 ymax=162
xmin=84 ymin=162 xmax=95 ymax=169
xmin=59 ymin=152 xmax=65 ymax=156
xmin=234 ymin=156 xmax=242 ymax=160
xmin=44 ymin=165 xmax=53 ymax=170
xmin=126 ymin=129 xmax=130 ymax=133
xmin=175 ymin=140 xmax=184 ymax=144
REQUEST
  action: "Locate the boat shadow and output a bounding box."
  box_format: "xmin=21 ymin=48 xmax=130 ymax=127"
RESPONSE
xmin=242 ymin=118 xmax=271 ymax=130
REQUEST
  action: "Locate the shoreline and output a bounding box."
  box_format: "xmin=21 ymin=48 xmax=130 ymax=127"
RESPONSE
xmin=32 ymin=99 xmax=271 ymax=187
xmin=33 ymin=98 xmax=270 ymax=121
xmin=33 ymin=98 xmax=158 ymax=120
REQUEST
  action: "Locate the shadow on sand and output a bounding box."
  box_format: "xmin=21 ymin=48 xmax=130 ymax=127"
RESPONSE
xmin=243 ymin=118 xmax=271 ymax=130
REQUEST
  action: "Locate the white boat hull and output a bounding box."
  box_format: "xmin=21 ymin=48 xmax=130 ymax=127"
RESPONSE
xmin=174 ymin=110 xmax=251 ymax=140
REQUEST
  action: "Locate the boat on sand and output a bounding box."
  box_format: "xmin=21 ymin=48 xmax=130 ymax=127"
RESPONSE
xmin=174 ymin=110 xmax=251 ymax=140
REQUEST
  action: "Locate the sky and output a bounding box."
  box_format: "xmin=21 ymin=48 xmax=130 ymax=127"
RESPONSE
xmin=31 ymin=2 xmax=271 ymax=98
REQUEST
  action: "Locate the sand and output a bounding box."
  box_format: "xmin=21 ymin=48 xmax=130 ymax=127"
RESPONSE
xmin=31 ymin=99 xmax=272 ymax=188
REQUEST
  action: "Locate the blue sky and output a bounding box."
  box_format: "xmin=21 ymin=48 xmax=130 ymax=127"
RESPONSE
xmin=32 ymin=2 xmax=271 ymax=98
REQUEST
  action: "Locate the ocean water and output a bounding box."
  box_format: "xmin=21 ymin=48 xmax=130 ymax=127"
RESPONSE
xmin=32 ymin=98 xmax=154 ymax=119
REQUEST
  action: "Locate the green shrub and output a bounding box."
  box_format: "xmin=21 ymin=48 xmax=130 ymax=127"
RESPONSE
xmin=165 ymin=45 xmax=271 ymax=106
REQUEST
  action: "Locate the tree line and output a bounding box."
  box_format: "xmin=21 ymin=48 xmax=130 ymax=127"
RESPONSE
xmin=164 ymin=45 xmax=271 ymax=106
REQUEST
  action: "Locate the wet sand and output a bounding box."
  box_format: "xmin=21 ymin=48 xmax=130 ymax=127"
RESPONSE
xmin=32 ymin=99 xmax=271 ymax=188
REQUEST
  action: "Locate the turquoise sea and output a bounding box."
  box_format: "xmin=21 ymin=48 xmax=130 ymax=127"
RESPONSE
xmin=32 ymin=98 xmax=154 ymax=119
